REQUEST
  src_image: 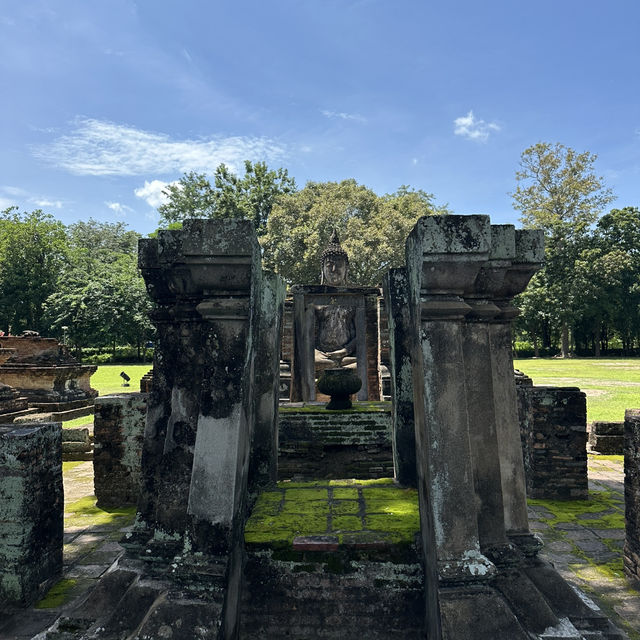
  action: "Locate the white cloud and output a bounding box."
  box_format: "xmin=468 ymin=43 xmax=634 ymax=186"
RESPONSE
xmin=105 ymin=201 xmax=134 ymax=217
xmin=33 ymin=118 xmax=288 ymax=177
xmin=134 ymin=179 xmax=173 ymax=208
xmin=453 ymin=110 xmax=500 ymax=142
xmin=321 ymin=110 xmax=366 ymax=123
xmin=2 ymin=185 xmax=28 ymax=197
xmin=0 ymin=197 xmax=14 ymax=210
xmin=33 ymin=199 xmax=63 ymax=209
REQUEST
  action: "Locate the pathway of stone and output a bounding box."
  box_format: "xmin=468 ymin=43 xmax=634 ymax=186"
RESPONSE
xmin=1 ymin=456 xmax=639 ymax=639
xmin=528 ymin=455 xmax=640 ymax=639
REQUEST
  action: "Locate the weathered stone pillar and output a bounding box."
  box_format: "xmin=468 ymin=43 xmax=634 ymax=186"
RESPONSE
xmin=382 ymin=267 xmax=417 ymax=487
xmin=462 ymin=224 xmax=514 ymax=558
xmin=490 ymin=229 xmax=544 ymax=552
xmin=136 ymin=219 xmax=261 ymax=556
xmin=134 ymin=219 xmax=263 ymax=639
xmin=249 ymin=271 xmax=285 ymax=492
xmin=406 ymin=215 xmax=495 ymax=584
xmin=624 ymin=409 xmax=640 ymax=583
xmin=0 ymin=423 xmax=62 ymax=607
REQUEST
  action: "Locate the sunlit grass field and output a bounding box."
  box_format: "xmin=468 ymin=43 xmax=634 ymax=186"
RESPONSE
xmin=514 ymin=358 xmax=640 ymax=423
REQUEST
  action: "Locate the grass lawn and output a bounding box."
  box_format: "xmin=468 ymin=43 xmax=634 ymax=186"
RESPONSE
xmin=90 ymin=364 xmax=150 ymax=396
xmin=514 ymin=358 xmax=640 ymax=423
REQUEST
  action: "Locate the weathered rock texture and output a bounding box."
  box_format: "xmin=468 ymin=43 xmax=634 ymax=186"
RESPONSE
xmin=519 ymin=386 xmax=588 ymax=500
xmin=402 ymin=215 xmax=619 ymax=639
xmin=0 ymin=335 xmax=97 ymax=409
xmin=624 ymin=409 xmax=640 ymax=583
xmin=93 ymin=393 xmax=147 ymax=507
xmin=278 ymin=406 xmax=393 ymax=480
xmin=61 ymin=426 xmax=92 ymax=461
xmin=590 ymin=420 xmax=624 ymax=454
xmin=240 ymin=551 xmax=424 ymax=639
xmin=0 ymin=423 xmax=62 ymax=608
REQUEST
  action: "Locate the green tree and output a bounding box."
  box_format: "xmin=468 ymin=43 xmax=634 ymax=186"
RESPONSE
xmin=511 ymin=142 xmax=615 ymax=356
xmin=158 ymin=161 xmax=296 ymax=234
xmin=0 ymin=208 xmax=69 ymax=334
xmin=262 ymin=180 xmax=448 ymax=285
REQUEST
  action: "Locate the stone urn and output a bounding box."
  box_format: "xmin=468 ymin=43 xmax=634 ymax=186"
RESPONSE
xmin=317 ymin=368 xmax=362 ymax=410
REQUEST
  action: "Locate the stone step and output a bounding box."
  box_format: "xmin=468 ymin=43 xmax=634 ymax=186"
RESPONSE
xmin=0 ymin=407 xmax=39 ymax=423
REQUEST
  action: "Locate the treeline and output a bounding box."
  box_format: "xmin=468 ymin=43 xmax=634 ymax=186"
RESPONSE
xmin=512 ymin=143 xmax=638 ymax=357
xmin=0 ymin=209 xmax=152 ymax=360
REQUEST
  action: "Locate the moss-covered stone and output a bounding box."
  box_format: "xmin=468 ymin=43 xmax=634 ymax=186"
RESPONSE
xmin=34 ymin=578 xmax=78 ymax=609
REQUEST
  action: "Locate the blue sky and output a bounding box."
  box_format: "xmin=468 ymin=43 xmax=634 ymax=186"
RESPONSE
xmin=1 ymin=0 xmax=638 ymax=236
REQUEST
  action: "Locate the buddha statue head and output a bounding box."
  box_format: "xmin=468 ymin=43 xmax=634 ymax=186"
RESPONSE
xmin=321 ymin=229 xmax=349 ymax=286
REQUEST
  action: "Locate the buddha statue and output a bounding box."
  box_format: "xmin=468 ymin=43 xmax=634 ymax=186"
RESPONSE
xmin=314 ymin=230 xmax=357 ymax=369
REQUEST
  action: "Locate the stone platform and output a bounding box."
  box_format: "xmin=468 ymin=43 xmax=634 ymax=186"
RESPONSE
xmin=277 ymin=402 xmax=393 ymax=480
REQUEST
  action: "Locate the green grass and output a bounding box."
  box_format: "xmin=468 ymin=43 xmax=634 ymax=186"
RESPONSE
xmin=514 ymin=358 xmax=640 ymax=423
xmin=89 ymin=364 xmax=150 ymax=396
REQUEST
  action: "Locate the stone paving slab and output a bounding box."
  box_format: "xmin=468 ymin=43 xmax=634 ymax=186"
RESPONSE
xmin=530 ymin=454 xmax=640 ymax=639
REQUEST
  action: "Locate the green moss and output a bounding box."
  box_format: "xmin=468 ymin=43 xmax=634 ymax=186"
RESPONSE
xmin=35 ymin=579 xmax=77 ymax=609
xmin=281 ymin=500 xmax=329 ymax=517
xmin=280 ymin=401 xmax=390 ymax=414
xmin=284 ymin=488 xmax=328 ymax=502
xmin=528 ymin=489 xmax=623 ymax=525
xmin=65 ymin=496 xmax=136 ymax=530
xmin=332 ymin=515 xmax=363 ymax=531
xmin=332 ymin=488 xmax=359 ymax=500
xmin=62 ymin=461 xmax=84 ymax=473
xmin=589 ymin=454 xmax=624 ymax=463
xmin=328 ymin=477 xmax=395 ymax=487
xmin=331 ymin=500 xmax=360 ymax=515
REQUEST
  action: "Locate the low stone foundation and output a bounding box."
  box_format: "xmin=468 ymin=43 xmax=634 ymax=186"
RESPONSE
xmin=0 ymin=423 xmax=63 ymax=607
xmin=518 ymin=386 xmax=588 ymax=500
xmin=93 ymin=393 xmax=147 ymax=508
xmin=624 ymin=409 xmax=640 ymax=583
xmin=589 ymin=421 xmax=624 ymax=454
xmin=278 ymin=404 xmax=393 ymax=480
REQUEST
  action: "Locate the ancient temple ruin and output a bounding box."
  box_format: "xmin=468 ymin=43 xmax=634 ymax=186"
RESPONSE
xmin=0 ymin=216 xmax=627 ymax=638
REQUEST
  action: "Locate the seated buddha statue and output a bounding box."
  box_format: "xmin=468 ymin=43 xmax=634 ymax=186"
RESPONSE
xmin=313 ymin=230 xmax=357 ymax=370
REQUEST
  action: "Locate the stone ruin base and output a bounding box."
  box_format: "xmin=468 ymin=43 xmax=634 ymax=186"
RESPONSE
xmin=277 ymin=403 xmax=393 ymax=480
xmin=0 ymin=423 xmax=63 ymax=608
xmin=590 ymin=420 xmax=625 ymax=455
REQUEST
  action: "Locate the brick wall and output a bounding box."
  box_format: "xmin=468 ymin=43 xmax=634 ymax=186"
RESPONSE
xmin=93 ymin=393 xmax=147 ymax=508
xmin=517 ymin=386 xmax=588 ymax=500
xmin=624 ymin=409 xmax=640 ymax=583
xmin=241 ymin=550 xmax=424 ymax=639
xmin=589 ymin=421 xmax=624 ymax=454
xmin=0 ymin=423 xmax=63 ymax=606
xmin=278 ymin=407 xmax=393 ymax=480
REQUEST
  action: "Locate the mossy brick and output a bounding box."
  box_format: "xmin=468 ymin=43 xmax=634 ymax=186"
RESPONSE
xmin=331 ymin=500 xmax=360 ymax=516
xmin=332 ymin=516 xmax=363 ymax=532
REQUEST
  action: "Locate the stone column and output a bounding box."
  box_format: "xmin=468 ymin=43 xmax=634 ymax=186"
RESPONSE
xmin=462 ymin=224 xmax=514 ymax=558
xmin=382 ymin=267 xmax=417 ymax=487
xmin=489 ymin=229 xmax=544 ymax=552
xmin=406 ymin=214 xmax=495 ymax=585
xmin=249 ymin=271 xmax=285 ymax=492
xmin=135 ymin=219 xmax=261 ymax=557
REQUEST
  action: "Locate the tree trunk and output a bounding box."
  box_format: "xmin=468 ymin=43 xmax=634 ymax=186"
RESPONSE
xmin=594 ymin=325 xmax=601 ymax=358
xmin=561 ymin=322 xmax=570 ymax=358
xmin=533 ymin=334 xmax=540 ymax=358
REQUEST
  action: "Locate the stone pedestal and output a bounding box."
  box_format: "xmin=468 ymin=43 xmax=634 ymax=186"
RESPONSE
xmin=589 ymin=420 xmax=624 ymax=454
xmin=0 ymin=423 xmax=63 ymax=607
xmin=0 ymin=336 xmax=97 ymax=410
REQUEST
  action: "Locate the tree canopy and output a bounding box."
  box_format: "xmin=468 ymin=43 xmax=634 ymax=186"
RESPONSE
xmin=511 ymin=142 xmax=616 ymax=356
xmin=261 ymin=180 xmax=448 ymax=286
xmin=158 ymin=161 xmax=296 ymax=234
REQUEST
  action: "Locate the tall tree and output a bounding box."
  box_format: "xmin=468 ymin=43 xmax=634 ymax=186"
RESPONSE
xmin=158 ymin=161 xmax=296 ymax=234
xmin=0 ymin=208 xmax=69 ymax=334
xmin=511 ymin=143 xmax=615 ymax=356
xmin=262 ymin=180 xmax=448 ymax=285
